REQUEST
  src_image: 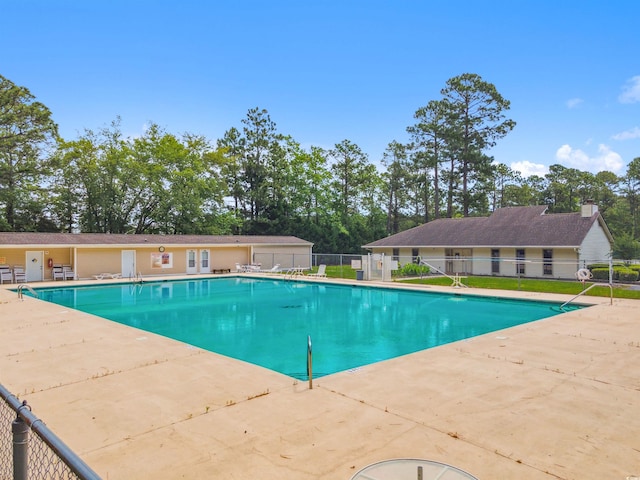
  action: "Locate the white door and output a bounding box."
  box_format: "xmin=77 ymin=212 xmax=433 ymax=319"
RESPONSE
xmin=199 ymin=249 xmax=210 ymax=273
xmin=25 ymin=251 xmax=44 ymax=282
xmin=453 ymin=252 xmax=463 ymax=274
xmin=121 ymin=250 xmax=136 ymax=278
xmin=186 ymin=250 xmax=198 ymax=274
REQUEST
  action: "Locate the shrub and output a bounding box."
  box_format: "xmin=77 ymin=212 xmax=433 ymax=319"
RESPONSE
xmin=591 ymin=268 xmax=610 ymax=281
xmin=397 ymin=263 xmax=430 ymax=277
xmin=618 ymin=268 xmax=639 ymax=282
xmin=587 ymin=263 xmax=624 ymax=270
xmin=592 ymin=266 xmax=640 ymax=282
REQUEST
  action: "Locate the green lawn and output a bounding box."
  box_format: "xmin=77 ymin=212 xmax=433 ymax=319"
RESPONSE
xmin=322 ymin=265 xmax=358 ymax=279
xmin=398 ymin=275 xmax=640 ymax=299
xmin=310 ymin=266 xmax=640 ymax=300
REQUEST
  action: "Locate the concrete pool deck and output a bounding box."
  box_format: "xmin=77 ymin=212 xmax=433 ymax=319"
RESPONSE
xmin=1 ymin=276 xmax=639 ymax=479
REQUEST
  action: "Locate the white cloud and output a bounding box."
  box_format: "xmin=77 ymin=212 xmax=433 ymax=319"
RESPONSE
xmin=566 ymin=98 xmax=583 ymax=109
xmin=612 ymin=126 xmax=640 ymax=140
xmin=123 ymin=123 xmax=152 ymax=140
xmin=619 ymin=75 xmax=640 ymax=104
xmin=510 ymin=160 xmax=548 ymax=178
xmin=555 ymin=143 xmax=624 ymax=173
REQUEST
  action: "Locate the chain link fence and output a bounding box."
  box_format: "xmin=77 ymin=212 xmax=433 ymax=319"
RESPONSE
xmin=252 ymin=252 xmax=311 ymax=270
xmin=311 ymin=253 xmax=365 ymax=279
xmin=0 ymin=383 xmax=101 ymax=480
xmin=246 ymin=249 xmax=640 ymax=286
xmin=253 ymin=252 xmax=624 ymax=282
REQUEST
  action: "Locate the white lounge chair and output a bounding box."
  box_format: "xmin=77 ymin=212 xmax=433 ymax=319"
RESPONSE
xmin=259 ymin=264 xmax=281 ymax=274
xmin=0 ymin=266 xmax=12 ymax=284
xmin=307 ymin=264 xmax=327 ymax=278
xmin=63 ymin=265 xmax=75 ymax=280
xmin=52 ymin=265 xmax=64 ymax=281
xmin=13 ymin=266 xmax=26 ymax=283
xmin=94 ymin=272 xmax=121 ymax=279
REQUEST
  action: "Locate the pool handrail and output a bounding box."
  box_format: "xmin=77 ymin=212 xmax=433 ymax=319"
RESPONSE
xmin=17 ymin=283 xmax=38 ymax=300
xmin=419 ymin=260 xmax=468 ymax=288
xmin=284 ymin=267 xmax=305 ymax=279
xmin=560 ymin=282 xmax=613 ymax=310
xmin=129 ymin=271 xmax=144 ymax=284
xmin=307 ymin=335 xmax=313 ymax=390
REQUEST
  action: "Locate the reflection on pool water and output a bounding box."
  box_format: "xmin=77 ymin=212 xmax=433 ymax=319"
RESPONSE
xmin=32 ymin=278 xmax=582 ymax=379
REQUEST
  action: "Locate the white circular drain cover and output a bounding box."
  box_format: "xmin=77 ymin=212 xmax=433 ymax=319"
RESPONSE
xmin=350 ymin=458 xmax=478 ymax=480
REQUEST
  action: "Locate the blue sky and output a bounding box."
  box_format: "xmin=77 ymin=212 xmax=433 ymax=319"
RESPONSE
xmin=3 ymin=0 xmax=639 ymax=177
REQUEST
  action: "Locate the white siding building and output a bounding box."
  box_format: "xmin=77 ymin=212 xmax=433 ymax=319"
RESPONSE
xmin=363 ymin=204 xmax=614 ymax=280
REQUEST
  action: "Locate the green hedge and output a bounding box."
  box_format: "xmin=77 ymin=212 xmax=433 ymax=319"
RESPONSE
xmin=619 ymin=268 xmax=639 ymax=282
xmin=591 ymin=267 xmax=610 ymax=280
xmin=587 ymin=263 xmax=624 ymax=270
xmin=590 ymin=266 xmax=639 ymax=282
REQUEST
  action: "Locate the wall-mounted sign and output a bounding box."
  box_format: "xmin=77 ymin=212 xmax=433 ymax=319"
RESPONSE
xmin=151 ymin=252 xmax=173 ymax=269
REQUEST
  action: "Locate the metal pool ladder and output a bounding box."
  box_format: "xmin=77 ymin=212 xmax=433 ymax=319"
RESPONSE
xmin=284 ymin=267 xmax=304 ymax=279
xmin=130 ymin=271 xmax=144 ymax=284
xmin=17 ymin=284 xmax=38 ymax=300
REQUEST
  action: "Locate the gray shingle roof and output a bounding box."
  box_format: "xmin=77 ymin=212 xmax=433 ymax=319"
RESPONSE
xmin=0 ymin=232 xmax=312 ymax=247
xmin=364 ymin=206 xmax=607 ymax=248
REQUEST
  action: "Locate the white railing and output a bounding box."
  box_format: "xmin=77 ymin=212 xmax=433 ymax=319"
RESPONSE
xmin=419 ymin=260 xmax=468 ymax=287
xmin=560 ymin=282 xmax=613 ymax=309
xmin=17 ymin=284 xmax=38 ymax=300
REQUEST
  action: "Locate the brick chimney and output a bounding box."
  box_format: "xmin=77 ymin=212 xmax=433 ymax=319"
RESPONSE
xmin=581 ymin=200 xmax=598 ymax=217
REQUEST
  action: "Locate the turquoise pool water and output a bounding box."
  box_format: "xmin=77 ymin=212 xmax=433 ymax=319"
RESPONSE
xmin=31 ymin=278 xmax=581 ymax=379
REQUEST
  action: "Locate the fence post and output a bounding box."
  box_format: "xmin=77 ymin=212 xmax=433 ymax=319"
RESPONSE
xmin=12 ymin=416 xmax=29 ymax=480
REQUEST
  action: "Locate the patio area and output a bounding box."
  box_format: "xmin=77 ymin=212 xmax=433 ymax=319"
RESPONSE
xmin=1 ymin=277 xmax=639 ymax=479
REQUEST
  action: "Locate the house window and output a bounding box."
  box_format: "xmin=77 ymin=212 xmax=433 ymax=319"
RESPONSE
xmin=516 ymin=249 xmax=525 ymax=275
xmin=412 ymin=248 xmax=420 ymax=263
xmin=543 ymin=249 xmax=553 ymax=275
xmin=392 ymin=248 xmax=399 ymax=261
xmin=491 ymin=249 xmax=500 ymax=274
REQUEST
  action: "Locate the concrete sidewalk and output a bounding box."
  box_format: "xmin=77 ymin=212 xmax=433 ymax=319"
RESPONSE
xmin=1 ymin=279 xmax=639 ymax=479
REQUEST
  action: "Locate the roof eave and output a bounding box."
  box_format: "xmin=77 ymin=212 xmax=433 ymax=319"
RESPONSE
xmin=365 ymin=244 xmax=584 ymax=249
xmin=0 ymin=241 xmax=313 ymax=248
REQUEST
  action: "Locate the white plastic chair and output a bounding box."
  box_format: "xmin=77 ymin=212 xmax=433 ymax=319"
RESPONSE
xmin=307 ymin=264 xmax=327 ymax=277
xmin=260 ymin=264 xmax=281 ymax=274
xmin=0 ymin=267 xmax=12 ymax=284
xmin=13 ymin=266 xmax=26 ymax=283
xmin=52 ymin=265 xmax=64 ymax=281
xmin=63 ymin=265 xmax=75 ymax=280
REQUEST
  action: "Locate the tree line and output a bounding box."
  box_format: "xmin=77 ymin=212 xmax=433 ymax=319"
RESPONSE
xmin=1 ymin=73 xmax=639 ymax=255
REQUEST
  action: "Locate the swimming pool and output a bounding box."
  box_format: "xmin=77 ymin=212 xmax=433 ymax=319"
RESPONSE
xmin=31 ymin=278 xmax=581 ymax=379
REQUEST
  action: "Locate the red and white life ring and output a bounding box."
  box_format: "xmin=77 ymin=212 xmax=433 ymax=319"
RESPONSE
xmin=575 ymin=268 xmax=593 ymax=281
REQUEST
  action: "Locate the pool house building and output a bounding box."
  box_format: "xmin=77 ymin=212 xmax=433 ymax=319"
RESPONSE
xmin=0 ymin=232 xmax=313 ymax=282
xmin=363 ymin=204 xmax=614 ymax=280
